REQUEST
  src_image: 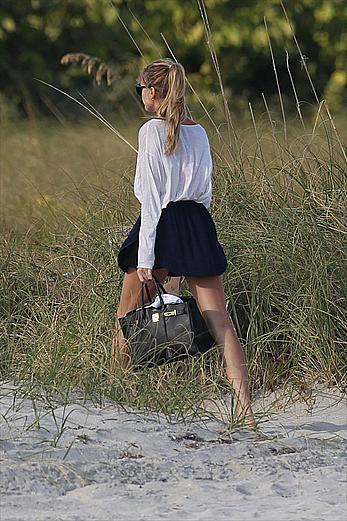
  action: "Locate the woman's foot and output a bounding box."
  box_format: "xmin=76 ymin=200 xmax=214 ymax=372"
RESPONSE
xmin=235 ymin=403 xmax=257 ymax=430
xmin=243 ymin=411 xmax=257 ymax=430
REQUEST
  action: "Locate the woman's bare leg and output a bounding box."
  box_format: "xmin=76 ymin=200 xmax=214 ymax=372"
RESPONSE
xmin=163 ymin=276 xmax=184 ymax=296
xmin=185 ymin=275 xmax=256 ymax=429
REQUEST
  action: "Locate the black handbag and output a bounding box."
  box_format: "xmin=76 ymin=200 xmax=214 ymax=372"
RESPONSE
xmin=118 ymin=274 xmax=216 ymax=369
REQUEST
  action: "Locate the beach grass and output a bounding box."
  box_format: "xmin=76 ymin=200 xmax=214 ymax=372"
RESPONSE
xmin=1 ymin=103 xmax=346 ymax=425
xmin=1 ymin=0 xmax=346 ymax=425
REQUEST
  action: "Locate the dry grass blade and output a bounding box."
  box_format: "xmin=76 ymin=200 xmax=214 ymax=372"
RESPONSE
xmin=35 ymin=78 xmax=137 ymax=152
xmin=285 ymin=49 xmax=305 ymax=129
xmin=196 ymin=0 xmax=235 ymax=140
xmin=264 ymin=16 xmax=287 ymax=142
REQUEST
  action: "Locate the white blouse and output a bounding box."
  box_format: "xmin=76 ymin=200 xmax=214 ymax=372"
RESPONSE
xmin=134 ymin=118 xmax=213 ymax=269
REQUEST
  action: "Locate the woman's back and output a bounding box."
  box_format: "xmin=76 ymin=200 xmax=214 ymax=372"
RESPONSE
xmin=134 ymin=118 xmax=212 ymax=212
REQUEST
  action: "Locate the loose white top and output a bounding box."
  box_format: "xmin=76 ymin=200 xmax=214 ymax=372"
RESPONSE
xmin=134 ymin=118 xmax=213 ymax=269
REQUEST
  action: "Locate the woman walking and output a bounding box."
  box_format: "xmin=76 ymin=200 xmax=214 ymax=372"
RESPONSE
xmin=114 ymin=58 xmax=256 ymax=429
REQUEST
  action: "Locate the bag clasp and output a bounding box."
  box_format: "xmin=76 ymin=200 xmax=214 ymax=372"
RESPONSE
xmin=164 ymin=310 xmax=177 ymax=316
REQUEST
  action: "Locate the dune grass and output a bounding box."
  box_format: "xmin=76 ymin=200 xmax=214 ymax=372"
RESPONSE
xmin=1 ymin=1 xmax=346 ymax=427
xmin=1 ymin=105 xmax=346 ymax=428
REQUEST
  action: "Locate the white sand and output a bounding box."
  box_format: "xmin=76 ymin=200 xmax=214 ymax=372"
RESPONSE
xmin=0 ymin=380 xmax=346 ymax=521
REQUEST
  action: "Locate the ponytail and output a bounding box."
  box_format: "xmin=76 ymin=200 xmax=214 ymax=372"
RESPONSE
xmin=139 ymin=59 xmax=188 ymax=155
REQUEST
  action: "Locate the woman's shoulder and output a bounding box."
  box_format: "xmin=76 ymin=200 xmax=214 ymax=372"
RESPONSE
xmin=138 ymin=118 xmax=208 ymax=145
xmin=139 ymin=118 xmax=162 ymax=130
xmin=138 ymin=119 xmax=163 ymax=140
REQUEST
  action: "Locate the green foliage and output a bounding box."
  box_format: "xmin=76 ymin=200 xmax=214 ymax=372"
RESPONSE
xmin=0 ymin=0 xmax=346 ymax=117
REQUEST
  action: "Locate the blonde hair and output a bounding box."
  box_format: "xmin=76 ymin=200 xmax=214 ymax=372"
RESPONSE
xmin=138 ymin=58 xmax=188 ymax=155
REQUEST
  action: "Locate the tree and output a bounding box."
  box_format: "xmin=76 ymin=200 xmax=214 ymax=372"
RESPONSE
xmin=0 ymin=0 xmax=345 ymax=117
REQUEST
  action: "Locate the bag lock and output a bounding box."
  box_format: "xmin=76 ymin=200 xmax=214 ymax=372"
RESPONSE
xmin=152 ymin=309 xmax=177 ymax=322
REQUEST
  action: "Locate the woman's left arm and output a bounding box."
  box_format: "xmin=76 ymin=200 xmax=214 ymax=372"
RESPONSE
xmin=135 ymin=123 xmax=164 ymax=280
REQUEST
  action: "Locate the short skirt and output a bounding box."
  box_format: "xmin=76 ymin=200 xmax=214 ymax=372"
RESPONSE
xmin=117 ymin=200 xmax=228 ymax=277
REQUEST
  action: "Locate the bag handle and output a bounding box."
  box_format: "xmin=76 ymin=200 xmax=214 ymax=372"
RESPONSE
xmin=141 ymin=282 xmax=152 ymax=305
xmin=140 ymin=273 xmax=166 ymax=310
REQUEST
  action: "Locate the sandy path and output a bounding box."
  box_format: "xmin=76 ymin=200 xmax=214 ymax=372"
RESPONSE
xmin=0 ymin=381 xmax=346 ymax=521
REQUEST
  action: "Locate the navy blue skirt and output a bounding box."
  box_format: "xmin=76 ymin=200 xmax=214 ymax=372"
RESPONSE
xmin=117 ymin=200 xmax=227 ymax=277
